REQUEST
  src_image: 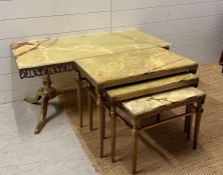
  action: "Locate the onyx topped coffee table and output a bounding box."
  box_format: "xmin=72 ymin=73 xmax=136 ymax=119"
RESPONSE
xmin=73 ymin=47 xmax=198 ymax=157
xmin=11 ymin=29 xmax=171 ymax=134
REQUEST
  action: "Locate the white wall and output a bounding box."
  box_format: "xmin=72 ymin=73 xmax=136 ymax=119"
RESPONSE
xmin=0 ymin=0 xmax=222 ymax=104
xmin=112 ymin=0 xmax=223 ymax=63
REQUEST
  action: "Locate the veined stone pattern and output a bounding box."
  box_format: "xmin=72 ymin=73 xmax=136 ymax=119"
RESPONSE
xmin=11 ymin=29 xmax=171 ymax=69
xmin=122 ymin=87 xmax=205 ymax=116
xmin=75 ymin=47 xmax=197 ymax=86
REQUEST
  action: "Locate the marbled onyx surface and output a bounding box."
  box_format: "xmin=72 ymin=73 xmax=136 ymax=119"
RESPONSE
xmin=122 ymin=87 xmax=205 ymax=116
xmin=75 ymin=47 xmax=197 ymax=87
xmin=107 ymin=73 xmax=198 ymax=100
xmin=11 ymin=29 xmax=171 ymax=69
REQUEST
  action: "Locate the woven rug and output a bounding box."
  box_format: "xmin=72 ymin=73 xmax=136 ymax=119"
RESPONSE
xmin=60 ymin=63 xmax=223 ymax=175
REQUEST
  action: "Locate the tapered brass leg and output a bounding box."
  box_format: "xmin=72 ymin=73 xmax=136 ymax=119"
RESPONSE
xmin=34 ymin=95 xmax=49 ymax=134
xmin=132 ymin=129 xmax=139 ymax=174
xmin=187 ymin=105 xmax=193 ymax=140
xmin=193 ymin=102 xmax=204 ymax=149
xmin=184 ymin=106 xmax=189 ymax=133
xmin=156 ymin=114 xmax=161 ymax=122
xmin=102 ymin=106 xmax=106 ymax=139
xmin=184 ymin=117 xmax=188 ymax=133
xmin=76 ymin=73 xmax=83 ymax=128
xmin=97 ymin=94 xmax=105 ymax=158
xmin=25 ymin=88 xmax=42 ymax=104
xmin=88 ymin=90 xmax=93 ymax=131
xmin=193 ymin=113 xmax=201 ymax=149
xmin=110 ymin=107 xmax=117 ymax=162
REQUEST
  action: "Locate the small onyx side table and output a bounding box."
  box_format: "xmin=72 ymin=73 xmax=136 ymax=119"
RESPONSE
xmin=11 ymin=29 xmax=171 ymax=134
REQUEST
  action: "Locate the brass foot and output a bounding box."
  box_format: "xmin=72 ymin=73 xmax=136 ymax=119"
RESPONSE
xmin=25 ymin=89 xmax=43 ymax=104
xmin=34 ymin=119 xmax=46 ymax=134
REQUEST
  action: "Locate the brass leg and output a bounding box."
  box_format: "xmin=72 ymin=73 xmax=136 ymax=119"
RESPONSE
xmin=76 ymin=73 xmax=83 ymax=128
xmin=96 ymin=94 xmax=105 ymax=158
xmin=111 ymin=107 xmax=117 ymax=162
xmin=132 ymin=129 xmax=139 ymax=174
xmin=184 ymin=106 xmax=189 ymax=133
xmin=88 ymin=90 xmax=93 ymax=131
xmin=184 ymin=117 xmax=188 ymax=133
xmin=156 ymin=114 xmax=161 ymax=122
xmin=193 ymin=102 xmax=204 ymax=149
xmin=102 ymin=106 xmax=106 ymax=140
xmin=25 ymin=88 xmax=42 ymax=104
xmin=34 ymin=95 xmax=49 ymax=134
xmin=187 ymin=105 xmax=193 ymax=140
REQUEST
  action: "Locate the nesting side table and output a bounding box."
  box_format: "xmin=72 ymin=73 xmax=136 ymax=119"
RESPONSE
xmin=73 ymin=47 xmax=198 ymax=157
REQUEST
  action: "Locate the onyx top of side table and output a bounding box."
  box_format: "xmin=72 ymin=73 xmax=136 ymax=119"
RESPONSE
xmin=74 ymin=47 xmax=198 ymax=89
xmin=73 ymin=47 xmax=198 ymax=157
xmin=11 ymin=29 xmax=171 ymax=134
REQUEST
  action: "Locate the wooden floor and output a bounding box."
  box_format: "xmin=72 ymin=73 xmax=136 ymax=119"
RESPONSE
xmin=61 ymin=63 xmax=223 ymax=175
